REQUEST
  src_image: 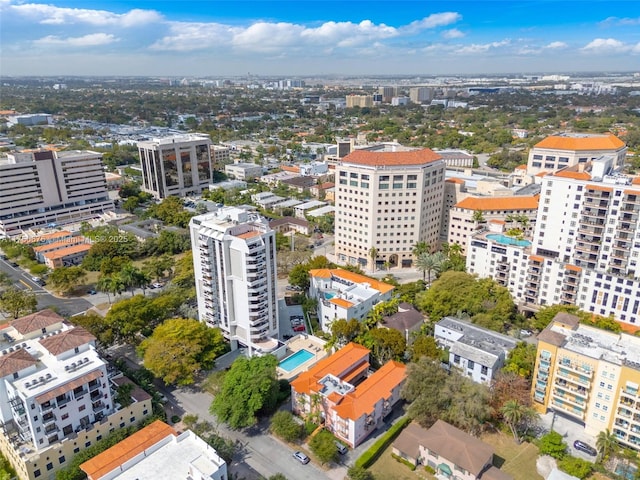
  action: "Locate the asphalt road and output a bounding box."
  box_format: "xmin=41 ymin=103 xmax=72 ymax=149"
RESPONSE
xmin=0 ymin=258 xmax=92 ymax=318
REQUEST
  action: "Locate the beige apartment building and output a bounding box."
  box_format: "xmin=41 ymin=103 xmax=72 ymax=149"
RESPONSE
xmin=448 ymin=195 xmax=539 ymax=255
xmin=334 ymin=148 xmax=445 ymax=269
xmin=532 ymin=312 xmax=640 ymax=451
xmin=0 ymin=150 xmax=113 ymax=238
xmin=345 ymin=95 xmax=374 ymax=108
xmin=526 ymin=133 xmax=626 ymax=175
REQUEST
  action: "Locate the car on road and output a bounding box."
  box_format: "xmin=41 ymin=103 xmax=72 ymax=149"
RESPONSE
xmin=573 ymin=440 xmax=597 ymax=456
xmin=9 ymin=261 xmax=19 ymax=268
xmin=87 ymin=290 xmax=97 ymax=295
xmin=520 ymin=329 xmax=533 ymax=337
xmin=152 ymin=282 xmax=163 ymax=289
xmin=0 ymin=254 xmax=6 ymax=260
xmin=31 ymin=276 xmax=46 ymax=286
xmin=293 ymin=451 xmax=310 ymax=464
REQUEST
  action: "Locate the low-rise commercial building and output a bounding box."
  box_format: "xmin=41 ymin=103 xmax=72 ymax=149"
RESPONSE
xmin=224 ymin=162 xmax=263 ymax=181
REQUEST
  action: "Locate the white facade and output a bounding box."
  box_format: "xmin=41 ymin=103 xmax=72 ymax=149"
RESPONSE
xmin=138 ymin=134 xmax=213 ymax=199
xmin=434 ymin=317 xmax=517 ymax=385
xmin=0 ymin=311 xmax=113 ymax=453
xmin=527 ymin=133 xmax=626 ymax=175
xmin=190 ymin=208 xmax=279 ymax=355
xmin=334 ymin=148 xmax=446 ymax=269
xmin=467 ymin=156 xmax=640 ymax=326
xmin=0 ymin=150 xmax=114 ymax=238
xmin=309 ymin=269 xmax=394 ymax=332
xmin=224 ymin=162 xmax=262 ymax=181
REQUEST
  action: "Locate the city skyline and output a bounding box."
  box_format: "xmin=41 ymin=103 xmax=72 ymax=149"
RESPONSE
xmin=1 ymin=0 xmax=639 ymax=77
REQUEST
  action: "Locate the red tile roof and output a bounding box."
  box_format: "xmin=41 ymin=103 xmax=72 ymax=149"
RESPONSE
xmin=309 ymin=268 xmax=395 ymax=294
xmin=586 ymin=184 xmax=613 ymax=192
xmin=333 ymin=360 xmax=406 ymax=420
xmin=534 ymin=134 xmax=625 ymax=151
xmin=446 ymin=177 xmax=465 ymax=184
xmin=343 ymin=148 xmax=442 ymax=167
xmin=41 ymin=243 xmax=91 ymax=260
xmin=39 ymin=327 xmax=95 ymax=355
xmin=454 ymin=196 xmax=539 ymax=211
xmin=553 ymin=170 xmax=591 ymax=180
xmin=11 ymin=310 xmax=64 ymax=335
xmin=0 ymin=348 xmax=37 ymax=377
xmin=80 ymin=421 xmax=176 ymax=480
xmin=291 ymin=343 xmax=370 ymax=396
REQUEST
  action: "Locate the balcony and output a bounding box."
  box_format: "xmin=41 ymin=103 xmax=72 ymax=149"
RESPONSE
xmin=556 ymin=368 xmax=591 ymax=386
xmin=575 ymin=243 xmax=599 ymax=254
xmin=584 ymin=190 xmax=611 ymax=199
xmin=578 ymin=225 xmax=604 ymax=235
xmin=584 ymin=198 xmax=609 ymax=207
xmin=551 ymin=399 xmax=585 ymax=420
xmin=40 ymin=402 xmax=55 ymax=412
xmin=92 ymin=401 xmax=104 ymax=412
xmin=581 ymin=208 xmax=608 ymax=219
xmin=579 ymin=218 xmax=606 ymax=226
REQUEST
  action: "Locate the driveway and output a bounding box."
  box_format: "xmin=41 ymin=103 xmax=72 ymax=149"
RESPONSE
xmin=539 ymin=411 xmax=598 ymax=462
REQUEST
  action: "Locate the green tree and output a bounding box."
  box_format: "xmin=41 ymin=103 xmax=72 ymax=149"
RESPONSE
xmin=70 ymin=312 xmax=113 ymax=345
xmin=211 ymin=355 xmax=279 ymax=429
xmin=410 ymin=335 xmax=441 ymax=361
xmin=0 ymin=287 xmax=37 ymax=319
xmin=412 ymin=241 xmax=430 ymax=258
xmin=105 ymin=294 xmax=160 ymax=342
xmin=596 ymin=429 xmax=618 ymax=463
xmin=415 ymin=251 xmax=445 ymax=283
xmin=288 ymin=263 xmax=311 ymax=290
xmin=328 ymin=319 xmax=362 ymax=349
xmin=504 ymin=342 xmax=537 ymax=379
xmin=368 ymin=246 xmax=378 ymax=272
xmin=347 ymin=466 xmax=375 ymax=480
xmin=96 ymin=274 xmax=124 ymax=304
xmin=47 ymin=266 xmax=87 ymax=295
xmin=143 ymin=254 xmax=175 ymax=282
xmin=139 ymin=318 xmax=227 ymax=386
xmin=362 ymin=328 xmax=406 ymax=365
xmin=309 ymin=430 xmax=338 ymax=465
xmin=539 ymin=431 xmax=567 ymax=459
xmin=270 ymin=411 xmax=303 ymax=442
xmin=268 ymin=475 xmax=288 ymax=480
xmin=122 ymin=196 xmax=140 ymax=213
xmin=115 ymin=382 xmax=134 ymax=407
xmin=501 ymin=400 xmax=525 ymax=442
xmin=558 ymin=456 xmax=593 ymax=479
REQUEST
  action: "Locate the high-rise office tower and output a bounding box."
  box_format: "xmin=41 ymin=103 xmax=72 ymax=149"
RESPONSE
xmin=334 ymin=148 xmax=445 ymax=269
xmin=138 ymin=134 xmax=213 ymax=199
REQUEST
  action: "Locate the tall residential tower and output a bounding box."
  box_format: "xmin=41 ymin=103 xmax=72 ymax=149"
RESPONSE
xmin=190 ymin=207 xmax=279 ymax=355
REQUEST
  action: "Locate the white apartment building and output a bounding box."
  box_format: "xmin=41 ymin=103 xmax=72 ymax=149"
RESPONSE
xmin=467 ymin=156 xmax=640 ymax=326
xmin=309 ymin=268 xmax=395 ymax=332
xmin=526 ymin=133 xmax=626 ymax=175
xmin=335 ymin=148 xmax=446 ymax=269
xmin=190 ymin=207 xmax=279 ymax=355
xmin=0 ymin=310 xmax=151 ymax=480
xmin=434 ymin=317 xmax=517 ymax=385
xmin=138 ymin=134 xmax=213 ymax=199
xmin=224 ymin=162 xmax=263 ymax=181
xmin=448 ymin=195 xmax=539 ymax=255
xmin=0 ymin=150 xmax=114 ymax=238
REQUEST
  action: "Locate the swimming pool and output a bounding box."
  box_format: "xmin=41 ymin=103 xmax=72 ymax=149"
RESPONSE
xmin=279 ymin=349 xmax=314 ymax=372
xmin=486 ymin=233 xmax=532 ymax=247
xmin=324 ymin=292 xmax=336 ymax=300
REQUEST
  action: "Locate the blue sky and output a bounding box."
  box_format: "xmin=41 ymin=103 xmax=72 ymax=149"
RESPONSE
xmin=1 ymin=0 xmax=639 ymax=76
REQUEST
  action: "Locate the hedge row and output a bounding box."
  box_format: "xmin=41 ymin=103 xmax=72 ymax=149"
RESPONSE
xmin=391 ymin=453 xmax=417 ymax=471
xmin=354 ymin=416 xmax=411 ymax=469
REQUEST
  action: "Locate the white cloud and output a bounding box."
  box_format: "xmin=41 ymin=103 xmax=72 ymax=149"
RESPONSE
xmin=442 ymin=29 xmax=464 ymax=39
xmin=34 ymin=33 xmax=117 ymax=47
xmin=402 ymin=12 xmax=462 ymax=33
xmin=9 ymin=3 xmax=161 ymax=26
xmin=545 ymin=41 xmax=567 ymax=49
xmin=599 ymin=16 xmax=640 ymax=27
xmin=582 ymin=38 xmax=633 ymax=54
xmin=455 ymin=39 xmax=510 ymax=55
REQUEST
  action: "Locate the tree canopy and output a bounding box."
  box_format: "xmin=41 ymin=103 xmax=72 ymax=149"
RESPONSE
xmin=0 ymin=288 xmax=37 ymax=319
xmin=210 ymin=355 xmax=279 ymax=429
xmin=415 ymin=271 xmax=517 ymax=332
xmin=139 ymin=318 xmax=227 ymax=386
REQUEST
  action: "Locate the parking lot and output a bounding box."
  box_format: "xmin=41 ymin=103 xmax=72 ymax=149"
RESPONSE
xmin=539 ymin=411 xmax=598 ymax=461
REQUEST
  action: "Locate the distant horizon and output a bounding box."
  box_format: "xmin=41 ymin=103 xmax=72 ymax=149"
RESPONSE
xmin=1 ymin=1 xmax=639 ymax=76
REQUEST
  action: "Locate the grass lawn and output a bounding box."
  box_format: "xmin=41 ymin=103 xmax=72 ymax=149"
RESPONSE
xmin=481 ymin=432 xmax=543 ymax=480
xmin=369 ymin=444 xmax=433 ymax=480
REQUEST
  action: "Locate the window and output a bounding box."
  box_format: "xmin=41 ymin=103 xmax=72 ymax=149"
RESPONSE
xmin=453 ymin=355 xmax=460 ymax=364
xmin=59 ymin=456 xmax=66 ymax=464
xmin=34 ymin=470 xmax=41 ymax=478
xmin=468 ymin=360 xmax=475 ymax=369
xmin=46 ymin=463 xmax=53 ymax=471
xmin=481 ymin=366 xmax=488 ymax=375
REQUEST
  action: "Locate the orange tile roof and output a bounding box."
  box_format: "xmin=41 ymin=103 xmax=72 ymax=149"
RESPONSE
xmin=633 ymin=177 xmax=640 ymax=185
xmin=343 ymin=148 xmax=442 ymax=167
xmin=623 ymin=189 xmax=640 ymax=195
xmin=454 ymin=196 xmax=539 ymax=212
xmin=0 ymin=348 xmax=38 ymax=377
xmin=553 ymin=170 xmax=591 ymax=180
xmin=42 ymin=243 xmax=92 ymax=260
xmin=80 ymin=421 xmax=176 ymax=480
xmin=290 ymin=343 xmax=370 ymax=395
xmin=586 ymin=184 xmax=613 ymax=192
xmin=39 ymin=326 xmax=95 ymax=355
xmin=309 ymin=268 xmax=395 ymax=294
xmin=235 ymin=230 xmax=261 ymax=240
xmin=333 ymin=361 xmax=406 ymax=421
xmin=446 ymin=177 xmax=465 ymax=184
xmin=330 ymin=297 xmax=354 ymax=309
xmin=22 ymin=230 xmax=74 ymax=244
xmin=565 ymin=265 xmax=582 ymax=273
xmin=281 ymin=165 xmax=300 ymax=173
xmin=515 ymin=164 xmax=527 ymax=170
xmin=534 ymin=134 xmax=625 ymax=151
xmin=535 ymin=171 xmax=548 ymax=177
xmin=489 ymin=219 xmax=506 ymax=224
xmin=33 ymin=237 xmax=85 ymax=253
xmin=529 ymin=255 xmax=544 ymax=263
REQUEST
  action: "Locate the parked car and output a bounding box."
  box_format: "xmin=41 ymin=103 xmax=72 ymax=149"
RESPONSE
xmin=520 ymin=329 xmax=533 ymax=337
xmin=573 ymin=440 xmax=597 ymax=456
xmin=87 ymin=290 xmax=97 ymax=295
xmin=335 ymin=441 xmax=348 ymax=455
xmin=293 ymin=451 xmax=310 ymax=464
xmin=293 ymin=325 xmax=306 ymax=332
xmin=9 ymin=261 xmax=19 ymax=268
xmin=152 ymin=282 xmax=163 ymax=289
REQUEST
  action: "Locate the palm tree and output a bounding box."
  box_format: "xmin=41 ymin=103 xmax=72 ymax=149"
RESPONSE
xmin=415 ymin=252 xmax=445 ymax=284
xmin=368 ymin=246 xmax=378 ymax=273
xmin=596 ymin=429 xmax=618 ymax=463
xmin=501 ymin=400 xmax=525 ymax=442
xmin=412 ymin=241 xmax=430 ymax=259
xmin=96 ymin=275 xmax=124 ymax=304
xmin=472 ymin=210 xmax=486 ymax=226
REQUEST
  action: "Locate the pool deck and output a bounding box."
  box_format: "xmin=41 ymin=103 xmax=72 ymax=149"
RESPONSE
xmin=475 ymin=230 xmax=533 ymax=253
xmin=277 ymin=334 xmax=327 ymax=381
